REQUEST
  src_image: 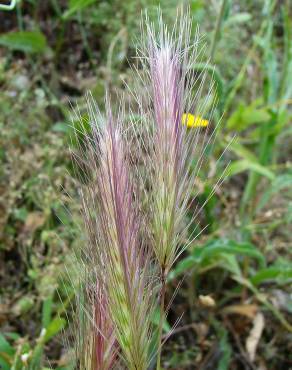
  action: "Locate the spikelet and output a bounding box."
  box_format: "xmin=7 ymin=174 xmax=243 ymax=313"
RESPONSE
xmin=73 ymin=126 xmax=118 ymax=370
xmin=73 ymin=95 xmax=154 ymax=370
xmin=136 ymin=10 xmax=216 ymax=276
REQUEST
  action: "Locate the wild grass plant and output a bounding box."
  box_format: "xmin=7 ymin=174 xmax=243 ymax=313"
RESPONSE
xmin=71 ymin=10 xmax=222 ymax=370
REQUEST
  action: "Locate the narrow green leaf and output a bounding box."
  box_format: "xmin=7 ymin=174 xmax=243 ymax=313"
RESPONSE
xmin=226 ymin=159 xmax=275 ymax=180
xmin=30 ymin=342 xmax=44 ymax=370
xmin=218 ymin=328 xmax=232 ymax=370
xmin=280 ymin=4 xmax=292 ymax=104
xmin=62 ymin=0 xmax=96 ymax=19
xmin=194 ymin=239 xmax=265 ymax=267
xmin=170 ymin=239 xmax=265 ymax=279
xmin=44 ymin=318 xmax=66 ymax=343
xmin=42 ymin=296 xmax=53 ymax=328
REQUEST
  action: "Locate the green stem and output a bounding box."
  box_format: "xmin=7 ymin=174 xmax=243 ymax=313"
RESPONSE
xmin=240 ymin=114 xmax=278 ymax=234
xmin=239 ymin=2 xmax=278 ymax=234
xmin=16 ymin=0 xmax=23 ymax=31
xmin=210 ymin=0 xmax=228 ymax=63
xmin=77 ymin=11 xmax=95 ymax=69
xmin=156 ymin=270 xmax=166 ymax=370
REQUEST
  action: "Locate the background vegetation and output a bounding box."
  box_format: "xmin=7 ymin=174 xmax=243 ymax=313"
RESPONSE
xmin=0 ymin=0 xmax=291 ymax=369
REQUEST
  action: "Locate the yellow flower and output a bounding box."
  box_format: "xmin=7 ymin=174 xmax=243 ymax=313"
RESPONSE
xmin=182 ymin=113 xmax=209 ymax=128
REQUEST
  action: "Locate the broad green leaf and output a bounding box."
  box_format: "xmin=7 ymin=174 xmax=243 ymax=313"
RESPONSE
xmin=170 ymin=239 xmax=265 ymax=279
xmin=217 ymin=254 xmax=241 ymax=276
xmin=227 ymin=103 xmax=270 ymax=131
xmin=63 ymin=0 xmax=96 ymax=19
xmin=0 ymin=334 xmax=14 ymax=370
xmin=0 ymin=31 xmax=47 ymax=54
xmin=193 ymin=239 xmax=266 ymax=267
xmin=251 ymin=265 xmax=292 ymax=286
xmin=168 ymin=255 xmax=197 ymax=280
xmin=0 ymin=334 xmax=14 ymax=356
xmin=226 ymin=159 xmax=275 ymax=180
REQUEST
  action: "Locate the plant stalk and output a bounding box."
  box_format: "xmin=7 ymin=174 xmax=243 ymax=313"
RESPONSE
xmin=210 ymin=0 xmax=228 ymax=63
xmin=156 ymin=270 xmax=166 ymax=370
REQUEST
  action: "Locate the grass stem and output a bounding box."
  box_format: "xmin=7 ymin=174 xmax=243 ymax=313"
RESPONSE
xmin=210 ymin=0 xmax=227 ymax=63
xmin=156 ymin=270 xmax=166 ymax=370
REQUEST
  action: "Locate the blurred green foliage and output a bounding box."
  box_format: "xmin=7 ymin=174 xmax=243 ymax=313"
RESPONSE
xmin=0 ymin=0 xmax=291 ymax=369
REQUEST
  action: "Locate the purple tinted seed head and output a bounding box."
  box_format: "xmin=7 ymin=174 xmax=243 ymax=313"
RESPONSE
xmin=73 ymin=96 xmax=154 ymax=370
